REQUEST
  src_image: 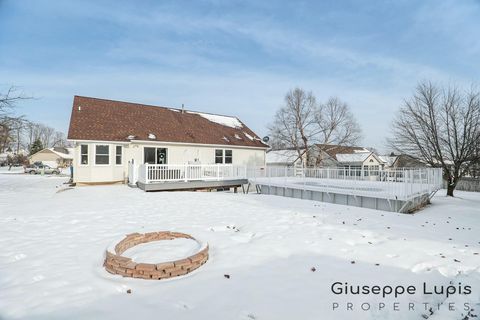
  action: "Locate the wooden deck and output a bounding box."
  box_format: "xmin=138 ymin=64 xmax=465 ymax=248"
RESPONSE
xmin=137 ymin=179 xmax=248 ymax=192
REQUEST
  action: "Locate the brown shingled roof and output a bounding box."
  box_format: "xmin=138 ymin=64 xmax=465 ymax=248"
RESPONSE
xmin=67 ymin=96 xmax=267 ymax=148
xmin=316 ymin=144 xmax=368 ymax=159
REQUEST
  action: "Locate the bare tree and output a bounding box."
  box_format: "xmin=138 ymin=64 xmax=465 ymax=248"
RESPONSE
xmin=313 ymin=97 xmax=362 ymax=165
xmin=24 ymin=121 xmax=39 ymax=150
xmin=315 ymin=97 xmax=361 ymax=145
xmin=389 ymin=81 xmax=480 ymax=196
xmin=269 ymin=89 xmax=362 ymax=166
xmin=268 ymin=88 xmax=318 ymax=164
xmin=51 ymin=131 xmax=67 ymax=147
xmin=20 ymin=121 xmax=68 ymax=152
xmin=9 ymin=117 xmax=27 ymax=154
xmin=0 ymin=87 xmax=67 ymax=153
xmin=39 ymin=125 xmax=55 ymax=148
xmin=0 ymin=86 xmax=28 ymax=113
xmin=0 ymin=86 xmax=30 ymax=152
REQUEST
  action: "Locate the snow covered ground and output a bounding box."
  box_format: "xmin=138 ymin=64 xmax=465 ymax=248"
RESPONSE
xmin=0 ymin=167 xmax=24 ymax=174
xmin=0 ymin=174 xmax=479 ymax=319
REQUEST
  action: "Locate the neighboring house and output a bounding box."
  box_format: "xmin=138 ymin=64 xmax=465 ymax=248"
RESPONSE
xmin=266 ymin=149 xmax=306 ymax=168
xmin=378 ymin=154 xmax=397 ymax=168
xmin=378 ymin=153 xmax=427 ymax=169
xmin=266 ymin=144 xmax=384 ymax=176
xmin=313 ymin=144 xmax=380 ymax=166
xmin=67 ymin=96 xmax=267 ymax=185
xmin=29 ymin=147 xmax=74 ymax=168
xmin=306 ymin=144 xmax=383 ymax=177
xmin=391 ymin=154 xmax=426 ymax=168
xmin=334 ymin=152 xmax=384 ymax=177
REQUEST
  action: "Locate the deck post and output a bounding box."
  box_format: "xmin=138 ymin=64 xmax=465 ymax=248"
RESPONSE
xmin=184 ymin=163 xmax=188 ymax=182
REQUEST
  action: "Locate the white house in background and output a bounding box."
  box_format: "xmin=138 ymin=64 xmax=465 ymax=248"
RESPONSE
xmin=29 ymin=147 xmax=74 ymax=168
xmin=307 ymin=144 xmax=384 ymax=176
xmin=266 ymin=145 xmax=384 ymax=175
xmin=378 ymin=154 xmax=397 ymax=168
xmin=335 ymin=151 xmax=384 ymax=175
xmin=67 ymin=96 xmax=268 ymax=185
xmin=266 ymin=149 xmax=306 ymax=168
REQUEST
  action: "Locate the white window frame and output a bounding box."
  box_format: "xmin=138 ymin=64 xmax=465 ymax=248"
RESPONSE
xmin=79 ymin=144 xmax=89 ymax=166
xmin=224 ymin=149 xmax=233 ymax=164
xmin=214 ymin=149 xmax=233 ymax=164
xmin=94 ymin=144 xmax=110 ymax=166
xmin=215 ymin=149 xmax=224 ymax=164
xmin=115 ymin=145 xmax=123 ymax=166
xmin=143 ymin=147 xmax=168 ymax=164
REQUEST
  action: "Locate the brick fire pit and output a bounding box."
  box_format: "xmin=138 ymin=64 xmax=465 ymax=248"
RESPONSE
xmin=104 ymin=231 xmax=209 ymax=280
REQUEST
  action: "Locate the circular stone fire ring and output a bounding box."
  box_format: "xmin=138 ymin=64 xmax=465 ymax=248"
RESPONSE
xmin=104 ymin=231 xmax=209 ymax=280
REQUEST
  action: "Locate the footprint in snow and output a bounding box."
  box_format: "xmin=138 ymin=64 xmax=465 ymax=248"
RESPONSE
xmin=11 ymin=253 xmax=27 ymax=262
xmin=411 ymin=262 xmax=434 ymax=273
xmin=32 ymin=275 xmax=45 ymax=282
xmin=231 ymin=232 xmax=256 ymax=243
xmin=174 ymin=301 xmax=191 ymax=310
xmin=240 ymin=312 xmax=256 ymax=319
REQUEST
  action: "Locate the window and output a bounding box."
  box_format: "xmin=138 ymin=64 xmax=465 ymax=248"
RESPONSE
xmin=225 ymin=150 xmax=232 ymax=164
xmin=95 ymin=145 xmax=109 ymax=165
xmin=214 ymin=149 xmax=233 ymax=164
xmin=144 ymin=147 xmax=156 ymax=164
xmin=116 ymin=146 xmax=122 ymax=165
xmin=364 ymin=166 xmax=369 ymax=176
xmin=80 ymin=144 xmax=88 ymax=165
xmin=143 ymin=147 xmax=168 ymax=164
xmin=215 ymin=149 xmax=223 ymax=164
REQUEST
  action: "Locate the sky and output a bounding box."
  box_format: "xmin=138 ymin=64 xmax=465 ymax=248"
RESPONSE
xmin=1 ymin=0 xmax=479 ymax=152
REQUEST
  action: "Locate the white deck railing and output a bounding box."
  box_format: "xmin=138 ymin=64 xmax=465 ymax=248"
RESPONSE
xmin=248 ymin=167 xmax=444 ymax=200
xmin=134 ymin=164 xmax=443 ymax=200
xmin=138 ymin=164 xmax=247 ymax=184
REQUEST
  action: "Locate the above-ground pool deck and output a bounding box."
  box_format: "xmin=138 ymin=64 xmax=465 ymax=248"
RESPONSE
xmin=130 ymin=165 xmax=443 ymax=212
xmin=137 ymin=179 xmax=248 ymax=192
xmin=253 ymin=177 xmax=437 ymax=213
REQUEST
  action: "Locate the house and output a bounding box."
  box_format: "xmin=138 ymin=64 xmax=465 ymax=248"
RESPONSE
xmin=314 ymin=144 xmax=381 ymax=167
xmin=378 ymin=154 xmax=397 ymax=168
xmin=378 ymin=153 xmax=427 ymax=169
xmin=391 ymin=154 xmax=426 ymax=168
xmin=67 ymin=96 xmax=267 ymax=187
xmin=29 ymin=147 xmax=74 ymax=168
xmin=266 ymin=148 xmax=306 ymax=168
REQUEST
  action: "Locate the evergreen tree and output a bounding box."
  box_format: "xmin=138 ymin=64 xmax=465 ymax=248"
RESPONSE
xmin=29 ymin=138 xmax=43 ymax=155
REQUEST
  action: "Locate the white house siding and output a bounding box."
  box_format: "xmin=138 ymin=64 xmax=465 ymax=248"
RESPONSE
xmin=73 ymin=143 xmax=127 ymax=183
xmin=72 ymin=141 xmax=266 ymax=183
xmin=363 ymin=154 xmax=383 ymax=169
